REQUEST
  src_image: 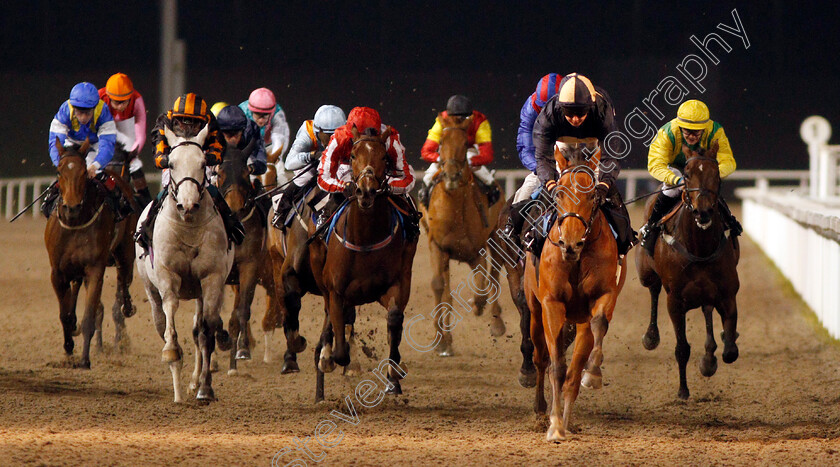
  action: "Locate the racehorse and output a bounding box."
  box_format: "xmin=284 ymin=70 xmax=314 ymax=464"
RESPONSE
xmin=45 ymin=139 xmax=136 ymax=368
xmin=524 ymin=154 xmax=627 ymax=442
xmin=135 ymin=125 xmax=234 ymax=403
xmin=419 ymin=114 xmax=505 ymax=356
xmin=213 ymin=139 xmax=277 ymax=375
xmin=636 ymin=142 xmax=740 ymax=400
xmin=308 ymin=126 xmax=417 ymax=402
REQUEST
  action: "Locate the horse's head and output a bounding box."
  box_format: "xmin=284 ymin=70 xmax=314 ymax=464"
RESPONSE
xmin=438 ymin=114 xmax=472 ymax=190
xmin=350 ymin=126 xmax=391 ymax=210
xmin=553 ymin=155 xmax=600 ymax=262
xmin=215 ymin=139 xmax=256 ymax=215
xmin=55 ymin=137 xmax=90 ymax=221
xmin=555 ymin=140 xmax=601 ymax=168
xmin=682 ymin=141 xmax=721 ymax=230
xmin=164 ymin=124 xmax=210 ymax=221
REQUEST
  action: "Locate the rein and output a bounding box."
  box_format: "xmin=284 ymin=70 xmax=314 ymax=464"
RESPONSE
xmin=548 ymin=167 xmax=601 ymax=248
xmin=169 ymin=141 xmax=207 ymax=201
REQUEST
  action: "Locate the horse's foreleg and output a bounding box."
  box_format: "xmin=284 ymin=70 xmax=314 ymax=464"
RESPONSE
xmin=227 ymin=285 xmax=241 ymax=375
xmin=315 ymin=313 xmax=333 ymax=403
xmin=643 ymin=280 xmax=662 ymax=350
xmin=717 ymin=296 xmax=739 ymax=364
xmin=667 ymin=295 xmax=690 ymax=400
xmin=699 ymin=305 xmax=719 ymax=377
xmin=429 ymin=241 xmax=453 ymax=356
xmin=52 ymin=270 xmax=76 ymax=357
xmin=281 ymin=262 xmax=307 ymax=370
xmin=190 ymin=306 xmax=202 ymax=394
xmin=94 ymin=301 xmax=104 ymax=352
xmin=378 ymin=285 xmax=406 ymax=395
xmin=235 ymin=265 xmax=260 ymax=362
xmin=260 ymin=265 xmax=279 ymax=364
xmin=327 ymin=291 xmax=350 ymax=367
xmin=543 ymin=299 xmax=568 ymax=442
xmin=487 ymin=247 xmax=505 ymax=337
xmin=563 ymin=322 xmax=594 ymax=437
xmin=160 ymin=288 xmax=182 ymax=363
xmin=528 ymin=291 xmax=548 ymax=418
xmin=582 ymin=295 xmax=616 ymax=390
xmin=509 ymin=264 xmax=536 ymax=388
xmin=79 ymin=266 xmax=106 ymax=369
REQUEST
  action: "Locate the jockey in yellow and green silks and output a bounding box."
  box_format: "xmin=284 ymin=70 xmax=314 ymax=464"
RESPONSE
xmin=638 ymin=99 xmax=742 ymax=255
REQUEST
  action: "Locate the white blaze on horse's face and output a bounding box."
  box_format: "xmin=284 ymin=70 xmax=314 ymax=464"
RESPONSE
xmin=164 ymin=125 xmax=209 ymax=220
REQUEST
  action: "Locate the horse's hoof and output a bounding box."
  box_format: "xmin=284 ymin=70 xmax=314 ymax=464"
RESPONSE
xmin=700 ymin=354 xmax=718 ymax=377
xmin=281 ymin=360 xmax=300 ymax=374
xmin=472 ymin=302 xmax=486 ymax=317
xmin=438 ymin=348 xmax=454 ymax=357
xmin=642 ymin=327 xmax=660 ymax=350
xmin=122 ymin=304 xmax=137 ymax=318
xmin=72 ymin=323 xmax=82 ymax=337
xmin=343 ymin=360 xmax=362 ymax=377
xmin=189 ymin=381 xmax=198 ymax=393
xmin=78 ymin=359 xmax=91 ymax=370
xmin=236 ymin=348 xmax=251 ymax=361
xmin=319 ymin=357 xmax=336 ymax=374
xmin=209 ymin=359 xmax=219 ymax=373
xmin=489 ymin=317 xmax=506 ymax=337
xmin=581 ymin=370 xmax=602 ymax=389
xmin=216 ymin=331 xmax=233 ymax=352
xmin=161 ymin=348 xmax=181 ymax=363
xmin=677 ymin=387 xmax=690 ymax=400
xmin=722 ymin=343 xmax=739 ymax=364
xmin=545 ymin=425 xmax=566 ymax=443
xmin=196 ymin=386 xmax=216 ymax=401
xmin=227 ymin=369 xmax=239 ymax=376
xmin=519 ymin=370 xmax=536 ymax=388
xmin=289 ymin=335 xmax=307 ymax=354
xmin=385 ymin=379 xmax=402 ymax=395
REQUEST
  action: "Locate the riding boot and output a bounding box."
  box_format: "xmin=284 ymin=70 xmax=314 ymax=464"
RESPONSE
xmin=478 ymin=180 xmax=501 ymax=206
xmin=417 ymin=182 xmax=431 ymax=208
xmin=314 ymin=193 xmax=345 ymax=239
xmin=639 ymin=192 xmax=680 ymax=256
xmin=40 ymin=182 xmax=59 ymax=218
xmin=503 ymin=199 xmax=531 ymax=246
xmin=131 ymin=169 xmax=153 ymax=207
xmin=718 ymin=198 xmax=743 ymax=236
xmin=523 ymin=209 xmax=555 ymax=257
xmin=135 ymin=189 xmax=165 ymax=255
xmin=396 ymin=194 xmax=422 ymax=242
xmin=272 ymin=183 xmax=304 ymax=231
xmin=208 ymin=185 xmax=245 ymax=246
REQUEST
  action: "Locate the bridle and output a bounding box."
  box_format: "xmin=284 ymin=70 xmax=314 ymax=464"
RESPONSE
xmin=352 ymin=136 xmax=389 ymax=196
xmin=168 ymin=141 xmax=207 ymax=200
xmin=681 ymin=155 xmax=719 ymax=213
xmin=551 ymin=167 xmax=600 ymax=245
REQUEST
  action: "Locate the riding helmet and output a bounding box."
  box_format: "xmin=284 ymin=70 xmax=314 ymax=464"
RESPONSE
xmin=171 ymin=93 xmax=209 ymax=122
xmin=446 ymin=95 xmax=473 ymax=117
xmin=676 ymin=100 xmax=711 ymax=130
xmin=217 ymin=105 xmax=248 ymax=132
xmin=248 ymin=87 xmax=276 ymax=114
xmin=105 ymin=73 xmax=134 ymax=101
xmin=557 ymin=73 xmax=596 ymax=114
xmin=69 ymin=82 xmax=100 ymax=109
xmin=313 ymin=105 xmax=347 ymax=134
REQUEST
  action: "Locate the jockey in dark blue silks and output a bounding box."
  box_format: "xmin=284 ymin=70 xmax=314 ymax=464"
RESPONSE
xmin=43 ymin=82 xmax=132 ymax=220
xmin=528 ymin=73 xmax=637 ymax=257
xmin=216 ymin=105 xmax=271 ymax=216
xmin=502 ymin=73 xmax=564 ymax=243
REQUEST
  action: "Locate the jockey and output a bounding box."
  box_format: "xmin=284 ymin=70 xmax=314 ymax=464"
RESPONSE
xmin=239 ymin=87 xmax=290 ymax=159
xmin=216 ymin=104 xmax=270 ymax=215
xmin=530 ymin=73 xmax=636 ymax=256
xmin=135 ymin=93 xmax=245 ymax=252
xmin=98 ymin=72 xmax=152 ymax=207
xmin=638 ymin=99 xmax=741 ymax=255
xmin=315 ymin=106 xmax=421 ymax=241
xmin=271 ymin=104 xmax=346 ymax=231
xmin=502 ymin=73 xmax=563 ymax=243
xmin=417 ymin=95 xmax=500 ymax=207
xmin=44 ymin=82 xmax=131 ymax=220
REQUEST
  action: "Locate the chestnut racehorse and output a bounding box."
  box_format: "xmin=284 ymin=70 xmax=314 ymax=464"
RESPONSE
xmin=45 ymin=140 xmax=136 ymax=368
xmin=636 ymin=142 xmax=740 ymax=400
xmin=524 ymin=156 xmax=627 ymax=442
xmin=419 ymin=114 xmax=505 ymax=356
xmin=309 ymin=126 xmax=417 ymax=402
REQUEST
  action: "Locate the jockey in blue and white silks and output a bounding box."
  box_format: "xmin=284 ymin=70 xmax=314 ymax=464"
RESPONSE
xmin=49 ymin=82 xmax=117 ymax=171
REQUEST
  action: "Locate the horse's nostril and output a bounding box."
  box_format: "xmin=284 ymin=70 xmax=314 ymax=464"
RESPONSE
xmin=176 ymin=203 xmax=184 ymax=211
xmin=576 ymin=241 xmax=584 ymax=248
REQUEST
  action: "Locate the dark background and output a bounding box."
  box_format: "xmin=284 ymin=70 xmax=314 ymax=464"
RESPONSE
xmin=2 ymin=1 xmax=839 ymax=180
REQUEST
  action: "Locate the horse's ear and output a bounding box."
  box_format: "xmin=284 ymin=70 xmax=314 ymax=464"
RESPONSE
xmin=554 ymin=144 xmax=569 ymax=172
xmin=55 ymin=137 xmax=65 ymax=158
xmin=380 ymin=126 xmax=393 ymax=143
xmin=682 ymin=145 xmax=692 ymax=158
xmin=243 ymin=136 xmax=257 ymax=157
xmin=79 ymin=137 xmax=90 ymax=156
xmin=708 ymin=140 xmax=719 ymax=158
xmin=459 ymin=115 xmax=472 ymax=130
xmin=350 ymin=125 xmax=360 ymax=140
xmin=163 ymin=125 xmax=179 ymax=147
xmin=267 ymin=146 xmax=282 ymax=164
xmin=195 ymin=122 xmax=210 ymax=145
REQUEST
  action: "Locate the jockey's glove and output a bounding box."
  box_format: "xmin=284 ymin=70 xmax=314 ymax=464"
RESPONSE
xmin=342 ymin=181 xmax=356 ymax=198
xmin=593 ymin=182 xmax=610 ymax=205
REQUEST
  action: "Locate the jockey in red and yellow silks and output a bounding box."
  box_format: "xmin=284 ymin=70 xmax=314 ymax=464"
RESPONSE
xmin=638 ymin=99 xmax=742 ymax=255
xmin=416 ymin=95 xmax=500 ymax=207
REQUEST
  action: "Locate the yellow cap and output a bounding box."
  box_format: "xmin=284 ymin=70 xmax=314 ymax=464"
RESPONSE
xmin=676 ymin=100 xmax=711 ymax=130
xmin=210 ymin=101 xmax=229 ymax=117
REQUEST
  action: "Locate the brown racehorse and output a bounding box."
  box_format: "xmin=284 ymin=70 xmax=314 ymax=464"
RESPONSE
xmin=636 ymin=142 xmax=740 ymax=400
xmin=213 ymin=141 xmax=278 ymax=375
xmin=419 ymin=114 xmax=505 ymax=356
xmin=524 ymin=155 xmax=627 ymax=442
xmin=45 ymin=139 xmax=136 ymax=368
xmin=309 ymin=126 xmax=417 ymax=402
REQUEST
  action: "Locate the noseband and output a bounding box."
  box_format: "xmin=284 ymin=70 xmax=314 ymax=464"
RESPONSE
xmin=681 ymin=155 xmax=719 ymax=213
xmin=168 ymin=141 xmax=207 ymax=200
xmin=352 ymin=137 xmax=388 ymax=195
xmin=553 ymin=167 xmax=599 ymax=244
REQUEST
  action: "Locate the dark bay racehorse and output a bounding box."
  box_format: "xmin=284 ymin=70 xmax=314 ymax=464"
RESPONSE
xmin=214 ymin=140 xmax=278 ymax=374
xmin=45 ymin=139 xmax=135 ymax=368
xmin=309 ymin=126 xmax=417 ymax=402
xmin=636 ymin=142 xmax=740 ymax=400
xmin=419 ymin=114 xmax=505 ymax=356
xmin=524 ymin=154 xmax=627 ymax=442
